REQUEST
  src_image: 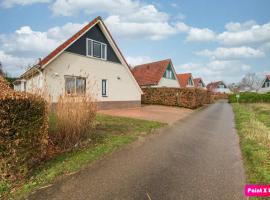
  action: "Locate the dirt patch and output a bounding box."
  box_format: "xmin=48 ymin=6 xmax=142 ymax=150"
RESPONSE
xmin=98 ymin=105 xmax=193 ymax=124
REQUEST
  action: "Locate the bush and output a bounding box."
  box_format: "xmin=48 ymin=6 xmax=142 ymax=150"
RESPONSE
xmin=142 ymin=87 xmax=213 ymax=109
xmin=0 ymin=76 xmax=48 ymax=181
xmin=49 ymin=96 xmax=97 ymax=150
xmin=228 ymin=92 xmax=270 ymax=103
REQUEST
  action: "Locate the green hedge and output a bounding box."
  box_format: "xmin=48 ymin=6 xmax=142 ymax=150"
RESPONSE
xmin=0 ymin=77 xmax=48 ymax=181
xmin=228 ymin=92 xmax=270 ymax=103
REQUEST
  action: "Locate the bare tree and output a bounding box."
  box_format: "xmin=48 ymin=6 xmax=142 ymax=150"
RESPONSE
xmin=239 ymin=73 xmax=261 ymax=92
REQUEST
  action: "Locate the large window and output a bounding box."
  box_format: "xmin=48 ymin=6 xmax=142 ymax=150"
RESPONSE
xmin=65 ymin=76 xmax=86 ymax=95
xmin=86 ymin=38 xmax=107 ymax=60
xmin=102 ymin=79 xmax=107 ymax=97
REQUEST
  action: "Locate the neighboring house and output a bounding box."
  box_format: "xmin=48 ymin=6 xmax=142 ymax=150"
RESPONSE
xmin=258 ymin=74 xmax=270 ymax=93
xmin=193 ymin=77 xmax=206 ymax=89
xmin=177 ymin=73 xmax=194 ymax=88
xmin=207 ymin=81 xmax=231 ymax=93
xmin=13 ymin=16 xmax=142 ymax=109
xmin=132 ymin=59 xmax=180 ymax=88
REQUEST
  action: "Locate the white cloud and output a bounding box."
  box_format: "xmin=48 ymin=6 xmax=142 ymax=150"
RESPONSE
xmin=50 ymin=0 xmax=181 ymax=40
xmin=0 ymin=51 xmax=34 ymax=76
xmin=1 ymin=0 xmax=50 ymax=8
xmin=218 ymin=21 xmax=270 ymax=46
xmin=126 ymin=56 xmax=153 ymax=67
xmin=186 ymin=27 xmax=216 ymax=42
xmin=225 ymin=20 xmax=257 ymax=32
xmin=105 ymin=15 xmax=177 ymax=40
xmin=177 ymin=60 xmax=251 ymax=84
xmin=196 ymin=46 xmax=265 ymax=60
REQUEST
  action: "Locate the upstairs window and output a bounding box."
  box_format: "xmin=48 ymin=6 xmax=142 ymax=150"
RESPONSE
xmin=163 ymin=68 xmax=175 ymax=80
xmin=86 ymin=38 xmax=107 ymax=60
xmin=65 ymin=76 xmax=86 ymax=95
xmin=188 ymin=78 xmax=193 ymax=86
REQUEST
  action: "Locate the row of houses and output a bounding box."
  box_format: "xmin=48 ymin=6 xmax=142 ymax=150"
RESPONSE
xmin=12 ymin=16 xmax=246 ymax=109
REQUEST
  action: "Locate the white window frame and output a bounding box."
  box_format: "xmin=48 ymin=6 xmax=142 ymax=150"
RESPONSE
xmin=86 ymin=38 xmax=107 ymax=60
xmin=64 ymin=75 xmax=86 ymax=95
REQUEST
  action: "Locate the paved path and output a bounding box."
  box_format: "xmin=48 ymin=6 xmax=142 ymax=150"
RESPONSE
xmin=27 ymin=101 xmax=245 ymax=200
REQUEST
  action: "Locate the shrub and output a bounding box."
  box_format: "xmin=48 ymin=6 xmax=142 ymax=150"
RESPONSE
xmin=228 ymin=92 xmax=270 ymax=103
xmin=0 ymin=76 xmax=48 ymax=181
xmin=49 ymin=96 xmax=97 ymax=150
xmin=142 ymin=87 xmax=212 ymax=109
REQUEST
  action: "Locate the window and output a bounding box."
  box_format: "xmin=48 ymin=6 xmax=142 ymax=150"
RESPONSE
xmin=188 ymin=78 xmax=193 ymax=86
xmin=218 ymin=84 xmax=225 ymax=89
xmin=65 ymin=76 xmax=86 ymax=95
xmin=86 ymin=39 xmax=107 ymax=60
xmin=102 ymin=79 xmax=107 ymax=97
xmin=163 ymin=68 xmax=175 ymax=80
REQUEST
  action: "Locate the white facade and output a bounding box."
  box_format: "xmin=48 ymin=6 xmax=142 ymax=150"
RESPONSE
xmin=154 ymin=77 xmax=180 ymax=88
xmin=214 ymin=88 xmax=232 ymax=94
xmin=21 ymin=52 xmax=141 ymax=103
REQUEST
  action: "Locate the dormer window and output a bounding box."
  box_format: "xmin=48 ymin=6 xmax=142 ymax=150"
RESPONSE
xmin=188 ymin=78 xmax=193 ymax=86
xmin=86 ymin=38 xmax=107 ymax=60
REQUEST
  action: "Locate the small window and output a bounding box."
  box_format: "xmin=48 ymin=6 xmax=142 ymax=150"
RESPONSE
xmin=102 ymin=79 xmax=107 ymax=97
xmin=188 ymin=78 xmax=193 ymax=86
xmin=86 ymin=39 xmax=107 ymax=60
xmin=65 ymin=76 xmax=86 ymax=95
xmin=23 ymin=82 xmax=26 ymax=91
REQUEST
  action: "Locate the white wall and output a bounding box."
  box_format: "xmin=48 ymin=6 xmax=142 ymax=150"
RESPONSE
xmin=214 ymin=88 xmax=232 ymax=94
xmin=258 ymin=87 xmax=270 ymax=93
xmin=41 ymin=52 xmax=141 ymax=102
xmin=155 ymin=77 xmax=180 ymax=88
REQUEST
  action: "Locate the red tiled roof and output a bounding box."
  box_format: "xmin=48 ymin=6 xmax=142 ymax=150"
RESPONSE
xmin=132 ymin=59 xmax=171 ymax=86
xmin=193 ymin=77 xmax=205 ymax=87
xmin=206 ymin=81 xmax=225 ymax=91
xmin=177 ymin=73 xmax=192 ymax=87
xmin=266 ymin=74 xmax=270 ymax=80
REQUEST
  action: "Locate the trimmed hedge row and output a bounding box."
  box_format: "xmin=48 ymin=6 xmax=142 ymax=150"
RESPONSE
xmin=228 ymin=92 xmax=270 ymax=103
xmin=0 ymin=76 xmax=48 ymax=181
xmin=142 ymin=87 xmax=216 ymax=109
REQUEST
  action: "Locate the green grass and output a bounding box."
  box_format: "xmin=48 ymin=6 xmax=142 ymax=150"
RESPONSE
xmin=2 ymin=114 xmax=165 ymax=199
xmin=232 ymin=103 xmax=270 ymax=186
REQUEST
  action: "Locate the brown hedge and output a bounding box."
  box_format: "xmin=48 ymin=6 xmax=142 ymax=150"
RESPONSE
xmin=0 ymin=76 xmax=48 ymax=181
xmin=142 ymin=87 xmax=216 ymax=109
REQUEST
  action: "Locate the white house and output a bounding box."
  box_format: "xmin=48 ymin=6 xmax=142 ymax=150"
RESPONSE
xmin=132 ymin=59 xmax=180 ymax=88
xmin=176 ymin=73 xmax=194 ymax=88
xmin=13 ymin=16 xmax=142 ymax=109
xmin=207 ymin=81 xmax=232 ymax=94
xmin=258 ymin=75 xmax=270 ymax=93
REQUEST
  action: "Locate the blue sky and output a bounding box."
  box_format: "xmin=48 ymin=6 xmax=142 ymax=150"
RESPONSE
xmin=0 ymin=0 xmax=269 ymax=84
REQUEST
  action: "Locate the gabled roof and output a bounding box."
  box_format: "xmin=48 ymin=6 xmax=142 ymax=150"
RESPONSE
xmin=206 ymin=81 xmax=226 ymax=91
xmin=177 ymin=73 xmax=193 ymax=87
xmin=132 ymin=59 xmax=171 ymax=86
xmin=193 ymin=77 xmax=205 ymax=87
xmin=20 ymin=16 xmax=131 ymax=79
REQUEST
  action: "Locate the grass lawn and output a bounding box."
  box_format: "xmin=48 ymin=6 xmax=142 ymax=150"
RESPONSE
xmin=1 ymin=114 xmax=165 ymax=199
xmin=232 ymin=103 xmax=270 ymax=187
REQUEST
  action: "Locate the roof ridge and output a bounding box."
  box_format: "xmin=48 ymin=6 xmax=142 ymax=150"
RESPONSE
xmin=133 ymin=58 xmax=171 ymax=68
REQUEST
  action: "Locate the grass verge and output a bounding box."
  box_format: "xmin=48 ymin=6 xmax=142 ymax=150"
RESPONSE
xmin=1 ymin=114 xmax=165 ymax=199
xmin=232 ymin=103 xmax=270 ymax=186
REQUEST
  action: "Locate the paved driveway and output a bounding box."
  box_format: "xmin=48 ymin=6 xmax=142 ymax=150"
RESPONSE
xmin=98 ymin=105 xmax=194 ymax=124
xmin=28 ymin=101 xmax=245 ymax=200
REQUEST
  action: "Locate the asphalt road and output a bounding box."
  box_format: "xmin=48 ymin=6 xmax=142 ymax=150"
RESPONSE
xmin=27 ymin=101 xmax=245 ymax=200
